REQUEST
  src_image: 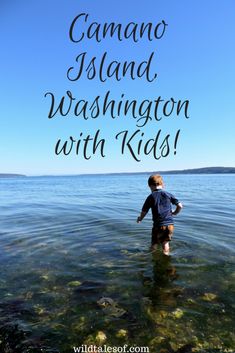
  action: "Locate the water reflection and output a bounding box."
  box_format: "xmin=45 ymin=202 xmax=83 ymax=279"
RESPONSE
xmin=140 ymin=250 xmax=179 ymax=307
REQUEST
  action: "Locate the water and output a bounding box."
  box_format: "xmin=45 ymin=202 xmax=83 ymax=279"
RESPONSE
xmin=0 ymin=174 xmax=235 ymax=353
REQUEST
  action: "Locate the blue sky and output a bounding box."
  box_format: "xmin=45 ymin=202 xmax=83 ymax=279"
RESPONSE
xmin=0 ymin=0 xmax=234 ymax=175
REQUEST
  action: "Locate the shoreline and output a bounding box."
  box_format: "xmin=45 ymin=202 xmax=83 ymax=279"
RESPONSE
xmin=1 ymin=167 xmax=235 ymax=178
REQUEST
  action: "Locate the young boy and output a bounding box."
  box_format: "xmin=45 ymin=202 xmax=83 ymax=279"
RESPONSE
xmin=137 ymin=175 xmax=182 ymax=255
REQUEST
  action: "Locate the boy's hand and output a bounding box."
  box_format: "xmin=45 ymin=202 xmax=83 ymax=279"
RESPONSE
xmin=172 ymin=203 xmax=183 ymax=216
xmin=137 ymin=211 xmax=147 ymax=223
xmin=137 ymin=216 xmax=142 ymax=223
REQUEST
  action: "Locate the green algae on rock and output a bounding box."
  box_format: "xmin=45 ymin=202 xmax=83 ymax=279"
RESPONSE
xmin=67 ymin=280 xmax=82 ymax=287
xmin=116 ymin=329 xmax=128 ymax=338
xmin=171 ymin=308 xmax=184 ymax=319
xmin=84 ymin=331 xmax=107 ymax=345
xmin=201 ymin=292 xmax=217 ymax=301
xmin=95 ymin=331 xmax=107 ymax=344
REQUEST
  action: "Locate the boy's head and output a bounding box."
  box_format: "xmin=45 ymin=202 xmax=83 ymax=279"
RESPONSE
xmin=148 ymin=174 xmax=164 ymax=191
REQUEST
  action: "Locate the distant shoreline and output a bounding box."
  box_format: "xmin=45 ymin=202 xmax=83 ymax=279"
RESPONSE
xmin=0 ymin=174 xmax=26 ymax=178
xmin=1 ymin=167 xmax=235 ymax=178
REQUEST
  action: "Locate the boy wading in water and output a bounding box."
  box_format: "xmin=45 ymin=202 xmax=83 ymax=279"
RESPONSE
xmin=137 ymin=175 xmax=183 ymax=255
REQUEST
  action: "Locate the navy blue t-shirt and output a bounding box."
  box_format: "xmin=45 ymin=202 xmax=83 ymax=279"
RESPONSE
xmin=142 ymin=189 xmax=180 ymax=226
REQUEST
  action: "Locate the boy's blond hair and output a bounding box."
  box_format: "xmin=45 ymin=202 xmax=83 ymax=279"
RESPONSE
xmin=148 ymin=174 xmax=164 ymax=187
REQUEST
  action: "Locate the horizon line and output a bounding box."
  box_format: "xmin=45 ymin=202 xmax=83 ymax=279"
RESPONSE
xmin=1 ymin=166 xmax=235 ymax=177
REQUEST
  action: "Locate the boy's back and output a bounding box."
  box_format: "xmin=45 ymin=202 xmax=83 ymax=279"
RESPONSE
xmin=142 ymin=189 xmax=179 ymax=226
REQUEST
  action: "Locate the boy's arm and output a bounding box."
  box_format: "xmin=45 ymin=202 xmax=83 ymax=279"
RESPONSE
xmin=172 ymin=202 xmax=183 ymax=216
xmin=137 ymin=211 xmax=147 ymax=223
xmin=137 ymin=195 xmax=153 ymax=223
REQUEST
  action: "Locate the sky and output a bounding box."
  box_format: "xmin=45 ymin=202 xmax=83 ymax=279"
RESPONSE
xmin=0 ymin=0 xmax=234 ymax=175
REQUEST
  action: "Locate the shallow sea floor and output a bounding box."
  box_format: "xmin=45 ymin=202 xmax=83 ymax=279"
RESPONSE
xmin=0 ymin=174 xmax=235 ymax=352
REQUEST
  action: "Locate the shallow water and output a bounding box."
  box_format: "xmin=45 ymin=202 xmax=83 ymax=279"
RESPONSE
xmin=0 ymin=174 xmax=235 ymax=352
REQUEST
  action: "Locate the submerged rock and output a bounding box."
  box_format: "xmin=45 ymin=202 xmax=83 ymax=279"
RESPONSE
xmin=84 ymin=331 xmax=107 ymax=346
xmin=67 ymin=280 xmax=82 ymax=287
xmin=201 ymin=292 xmax=217 ymax=301
xmin=186 ymin=298 xmax=196 ymax=305
xmin=95 ymin=331 xmax=107 ymax=344
xmin=40 ymin=274 xmax=50 ymax=281
xmin=116 ymin=329 xmax=128 ymax=338
xmin=97 ymin=297 xmax=127 ymax=318
xmin=171 ymin=308 xmax=184 ymax=319
xmin=103 ymin=306 xmax=126 ymax=318
xmin=97 ymin=297 xmax=115 ymax=307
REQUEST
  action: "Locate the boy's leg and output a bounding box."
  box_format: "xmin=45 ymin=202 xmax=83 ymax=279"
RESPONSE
xmin=161 ymin=225 xmax=174 ymax=255
xmin=162 ymin=241 xmax=170 ymax=255
xmin=151 ymin=227 xmax=160 ymax=251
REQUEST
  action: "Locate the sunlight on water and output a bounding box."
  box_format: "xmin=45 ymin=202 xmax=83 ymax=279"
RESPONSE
xmin=0 ymin=174 xmax=235 ymax=352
